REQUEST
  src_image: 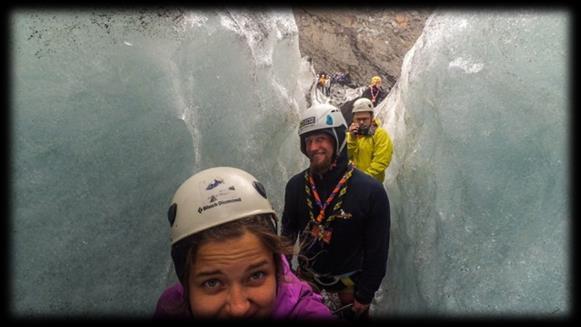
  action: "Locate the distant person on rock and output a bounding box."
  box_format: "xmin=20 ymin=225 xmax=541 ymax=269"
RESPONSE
xmin=361 ymin=76 xmax=387 ymax=106
xmin=347 ymin=98 xmax=393 ymax=183
xmin=282 ymin=103 xmax=391 ymax=320
xmin=317 ymin=72 xmax=331 ymax=97
xmin=324 ymin=76 xmax=331 ymax=96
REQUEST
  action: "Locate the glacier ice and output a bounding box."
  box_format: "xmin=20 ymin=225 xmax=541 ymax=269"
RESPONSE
xmin=374 ymin=11 xmax=569 ymax=316
xmin=11 ymin=9 xmax=569 ymax=318
xmin=11 ymin=9 xmax=310 ymax=316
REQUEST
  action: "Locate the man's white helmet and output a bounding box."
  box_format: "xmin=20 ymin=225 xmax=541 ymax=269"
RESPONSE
xmin=352 ymin=98 xmax=374 ymax=114
xmin=298 ymin=103 xmax=348 ymax=157
xmin=168 ymin=167 xmax=276 ymax=245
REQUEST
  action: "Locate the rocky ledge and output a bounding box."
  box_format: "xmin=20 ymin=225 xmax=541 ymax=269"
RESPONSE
xmin=293 ymin=8 xmax=431 ymax=91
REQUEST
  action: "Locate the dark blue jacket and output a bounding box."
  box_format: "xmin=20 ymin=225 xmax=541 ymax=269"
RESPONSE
xmin=282 ymin=148 xmax=390 ymax=304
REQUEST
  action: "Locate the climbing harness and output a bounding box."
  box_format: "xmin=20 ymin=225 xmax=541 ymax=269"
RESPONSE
xmin=298 ymin=261 xmax=361 ymax=290
xmin=332 ymin=303 xmax=353 ymax=316
xmin=312 ymin=269 xmax=359 ymax=288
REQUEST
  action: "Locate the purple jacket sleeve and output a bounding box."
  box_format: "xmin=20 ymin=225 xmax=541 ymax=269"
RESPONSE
xmin=271 ymin=256 xmax=335 ymax=320
xmin=153 ymin=282 xmax=191 ymax=319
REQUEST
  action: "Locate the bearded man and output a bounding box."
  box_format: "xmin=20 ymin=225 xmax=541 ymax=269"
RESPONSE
xmin=281 ymin=103 xmax=391 ymax=320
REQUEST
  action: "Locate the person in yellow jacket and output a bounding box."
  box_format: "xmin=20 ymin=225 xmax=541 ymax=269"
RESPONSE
xmin=347 ymin=98 xmax=393 ymax=183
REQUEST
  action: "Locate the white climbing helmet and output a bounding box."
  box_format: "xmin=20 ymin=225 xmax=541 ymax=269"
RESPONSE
xmin=298 ymin=103 xmax=347 ymax=157
xmin=167 ymin=167 xmax=276 ymax=245
xmin=352 ymin=97 xmax=374 ymax=114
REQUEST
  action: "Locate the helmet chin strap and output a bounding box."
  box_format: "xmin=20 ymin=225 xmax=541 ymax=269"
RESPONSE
xmin=324 ymin=129 xmax=346 ymax=172
xmin=330 ymin=140 xmax=346 ymax=171
xmin=332 ymin=129 xmax=347 ymax=158
xmin=337 ymin=137 xmax=347 ymax=156
xmin=269 ymin=214 xmax=278 ymax=234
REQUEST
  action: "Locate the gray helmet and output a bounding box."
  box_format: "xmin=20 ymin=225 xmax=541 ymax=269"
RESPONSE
xmin=352 ymin=98 xmax=374 ymax=114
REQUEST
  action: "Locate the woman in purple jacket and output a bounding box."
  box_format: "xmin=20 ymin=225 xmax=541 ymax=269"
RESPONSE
xmin=154 ymin=167 xmax=333 ymax=320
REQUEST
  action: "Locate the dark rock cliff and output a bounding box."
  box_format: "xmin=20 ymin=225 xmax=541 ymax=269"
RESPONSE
xmin=293 ymin=8 xmax=432 ymax=90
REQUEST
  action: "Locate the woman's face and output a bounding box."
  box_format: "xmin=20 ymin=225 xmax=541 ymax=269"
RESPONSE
xmin=188 ymin=230 xmax=277 ymax=319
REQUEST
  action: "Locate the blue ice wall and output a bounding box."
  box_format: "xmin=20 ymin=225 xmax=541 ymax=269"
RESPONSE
xmin=374 ymin=11 xmax=569 ymax=316
xmin=11 ymin=10 xmax=310 ymax=316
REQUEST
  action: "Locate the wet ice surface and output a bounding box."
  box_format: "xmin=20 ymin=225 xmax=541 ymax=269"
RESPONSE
xmin=12 ymin=9 xmax=310 ymax=316
xmin=372 ymin=11 xmax=569 ymax=316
